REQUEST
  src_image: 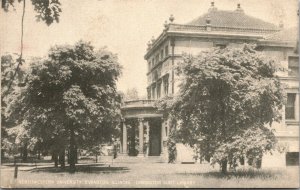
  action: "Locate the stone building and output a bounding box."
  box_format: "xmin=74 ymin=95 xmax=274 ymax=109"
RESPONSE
xmin=119 ymin=2 xmax=299 ymax=166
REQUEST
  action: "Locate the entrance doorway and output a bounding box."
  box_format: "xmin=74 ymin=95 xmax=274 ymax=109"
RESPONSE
xmin=149 ymin=119 xmax=161 ymax=156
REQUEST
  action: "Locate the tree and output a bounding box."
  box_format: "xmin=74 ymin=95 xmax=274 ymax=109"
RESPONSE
xmin=1 ymin=54 xmax=27 ymax=160
xmin=2 ymin=0 xmax=62 ymax=97
xmin=125 ymin=88 xmax=139 ymax=100
xmin=158 ymin=44 xmax=285 ymax=173
xmin=2 ymin=0 xmax=61 ymax=25
xmin=11 ymin=41 xmax=122 ymax=172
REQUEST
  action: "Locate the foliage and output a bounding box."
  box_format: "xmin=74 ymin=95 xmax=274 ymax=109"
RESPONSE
xmin=1 ymin=54 xmax=27 ymax=158
xmin=2 ymin=0 xmax=61 ymax=25
xmin=158 ymin=44 xmax=285 ymax=172
xmin=167 ymin=125 xmax=177 ymax=163
xmin=8 ymin=41 xmax=122 ymax=171
xmin=125 ymin=88 xmax=139 ymax=100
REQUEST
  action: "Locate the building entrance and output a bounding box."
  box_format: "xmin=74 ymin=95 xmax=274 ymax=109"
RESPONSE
xmin=149 ymin=119 xmax=161 ymax=156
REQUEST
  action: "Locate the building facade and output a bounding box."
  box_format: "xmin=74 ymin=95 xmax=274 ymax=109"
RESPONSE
xmin=120 ymin=2 xmax=299 ymax=166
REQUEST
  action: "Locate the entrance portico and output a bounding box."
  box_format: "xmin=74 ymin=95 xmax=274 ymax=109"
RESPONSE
xmin=120 ymin=100 xmax=166 ymax=159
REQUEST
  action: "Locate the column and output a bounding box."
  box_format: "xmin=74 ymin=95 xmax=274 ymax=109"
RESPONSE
xmin=282 ymin=105 xmax=286 ymax=127
xmin=160 ymin=121 xmax=166 ymax=155
xmin=146 ymin=122 xmax=150 ymax=157
xmin=138 ymin=118 xmax=144 ymax=157
xmin=122 ymin=121 xmax=127 ymax=155
xmin=295 ymin=92 xmax=299 ymax=121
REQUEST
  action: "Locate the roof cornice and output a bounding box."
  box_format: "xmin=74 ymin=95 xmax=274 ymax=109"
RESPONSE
xmin=144 ymin=23 xmax=279 ymax=59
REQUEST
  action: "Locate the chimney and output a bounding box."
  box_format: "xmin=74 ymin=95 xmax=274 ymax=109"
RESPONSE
xmin=209 ymin=1 xmax=217 ymax=12
xmin=236 ymin=3 xmax=244 ymax=13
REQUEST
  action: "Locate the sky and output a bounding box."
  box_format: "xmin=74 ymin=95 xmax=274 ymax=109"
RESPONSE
xmin=0 ymin=0 xmax=298 ymax=97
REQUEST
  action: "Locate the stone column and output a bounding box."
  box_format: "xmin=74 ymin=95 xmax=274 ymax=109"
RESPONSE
xmin=137 ymin=118 xmax=144 ymax=157
xmin=146 ymin=122 xmax=150 ymax=157
xmin=295 ymin=92 xmax=299 ymax=121
xmin=160 ymin=121 xmax=166 ymax=155
xmin=122 ymin=121 xmax=127 ymax=155
xmin=282 ymin=105 xmax=286 ymax=127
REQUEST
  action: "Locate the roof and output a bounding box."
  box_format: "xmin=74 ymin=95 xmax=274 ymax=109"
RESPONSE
xmin=264 ymin=27 xmax=299 ymax=42
xmin=187 ymin=9 xmax=279 ymax=31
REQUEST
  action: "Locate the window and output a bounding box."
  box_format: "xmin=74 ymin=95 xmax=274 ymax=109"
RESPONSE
xmin=152 ymin=86 xmax=156 ymax=99
xmin=151 ymin=58 xmax=154 ymax=68
xmin=153 ymin=70 xmax=158 ymax=81
xmin=165 ymin=126 xmax=168 ymax=137
xmin=163 ymin=75 xmax=169 ymax=95
xmin=286 ymin=152 xmax=299 ymax=166
xmin=165 ymin=45 xmax=169 ymax=57
xmin=155 ymin=54 xmax=159 ymax=64
xmin=147 ymin=87 xmax=151 ymax=100
xmin=288 ymin=56 xmax=299 ymax=77
xmin=286 ymin=93 xmax=296 ymax=120
xmin=157 ymin=82 xmax=161 ymax=98
xmin=148 ymin=62 xmax=151 ymax=71
xmin=160 ymin=49 xmax=164 ymax=60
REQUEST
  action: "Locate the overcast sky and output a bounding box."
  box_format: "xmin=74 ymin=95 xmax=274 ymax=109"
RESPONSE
xmin=1 ymin=0 xmax=298 ymax=97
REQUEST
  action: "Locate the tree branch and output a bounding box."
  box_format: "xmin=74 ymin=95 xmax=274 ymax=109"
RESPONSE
xmin=5 ymin=0 xmax=26 ymax=96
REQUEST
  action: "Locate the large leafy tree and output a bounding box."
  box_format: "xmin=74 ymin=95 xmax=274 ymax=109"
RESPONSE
xmin=1 ymin=54 xmax=28 ymax=161
xmin=11 ymin=41 xmax=122 ymax=172
xmin=158 ymin=44 xmax=285 ymax=173
xmin=2 ymin=0 xmax=62 ymax=98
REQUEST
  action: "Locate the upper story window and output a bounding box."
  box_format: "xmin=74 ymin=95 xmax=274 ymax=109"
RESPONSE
xmin=155 ymin=54 xmax=159 ymax=64
xmin=288 ymin=56 xmax=299 ymax=77
xmin=152 ymin=85 xmax=156 ymax=99
xmin=148 ymin=62 xmax=151 ymax=71
xmin=157 ymin=81 xmax=161 ymax=99
xmin=160 ymin=49 xmax=164 ymax=60
xmin=151 ymin=58 xmax=154 ymax=68
xmin=147 ymin=87 xmax=151 ymax=100
xmin=286 ymin=93 xmax=296 ymax=120
xmin=163 ymin=75 xmax=169 ymax=95
xmin=165 ymin=45 xmax=169 ymax=56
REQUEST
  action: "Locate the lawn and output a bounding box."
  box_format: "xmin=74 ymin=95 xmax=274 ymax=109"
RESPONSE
xmin=1 ymin=160 xmax=299 ymax=188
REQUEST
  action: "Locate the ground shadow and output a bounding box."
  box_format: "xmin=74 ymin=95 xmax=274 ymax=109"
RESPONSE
xmin=30 ymin=164 xmax=130 ymax=174
xmin=177 ymin=169 xmax=284 ymax=179
xmin=2 ymin=160 xmax=53 ymax=167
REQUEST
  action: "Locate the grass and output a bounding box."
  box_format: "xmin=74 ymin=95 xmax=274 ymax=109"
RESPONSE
xmin=1 ymin=161 xmax=299 ymax=188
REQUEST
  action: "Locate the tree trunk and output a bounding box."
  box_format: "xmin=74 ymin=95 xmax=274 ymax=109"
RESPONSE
xmin=53 ymin=152 xmax=58 ymax=167
xmin=95 ymin=154 xmax=98 ymax=163
xmin=37 ymin=150 xmax=41 ymax=160
xmin=75 ymin=145 xmax=78 ymax=164
xmin=67 ymin=150 xmax=70 ymax=164
xmin=22 ymin=143 xmax=28 ymax=162
xmin=59 ymin=149 xmax=65 ymax=169
xmin=1 ymin=150 xmax=4 ymax=162
xmin=69 ymin=128 xmax=76 ymax=173
xmin=221 ymin=159 xmax=228 ymax=174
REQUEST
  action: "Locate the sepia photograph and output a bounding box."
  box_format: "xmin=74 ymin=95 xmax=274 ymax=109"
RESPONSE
xmin=0 ymin=0 xmax=299 ymax=188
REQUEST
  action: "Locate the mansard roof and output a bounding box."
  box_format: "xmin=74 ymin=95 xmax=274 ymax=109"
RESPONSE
xmin=187 ymin=9 xmax=279 ymax=31
xmin=145 ymin=4 xmax=281 ymax=59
